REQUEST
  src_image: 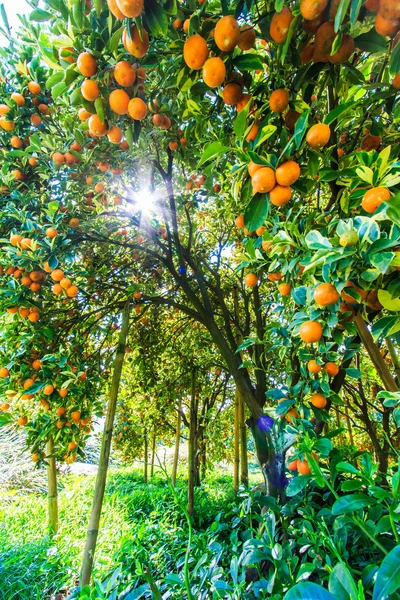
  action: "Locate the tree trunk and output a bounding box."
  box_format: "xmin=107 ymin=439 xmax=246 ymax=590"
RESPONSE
xmin=385 ymin=337 xmax=400 ymax=381
xmin=188 ymin=366 xmax=197 ymax=517
xmin=150 ymin=426 xmax=156 ymax=477
xmin=233 ymin=387 xmax=240 ymax=493
xmin=344 ymin=403 xmax=354 ymax=446
xmin=80 ymin=302 xmax=130 ymax=588
xmin=200 ymin=438 xmax=206 ymax=481
xmin=46 ymin=436 xmax=58 ymax=534
xmin=239 ymin=391 xmax=248 ymax=487
xmin=144 ymin=429 xmax=148 ymax=484
xmin=171 ymin=399 xmax=182 ymax=486
xmin=354 ymin=313 xmax=398 ymax=392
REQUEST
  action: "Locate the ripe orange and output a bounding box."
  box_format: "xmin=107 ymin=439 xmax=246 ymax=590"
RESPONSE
xmin=30 ymin=114 xmax=42 ymax=127
xmin=51 ymin=269 xmax=64 ymax=282
xmin=66 ymin=285 xmax=78 ymax=297
xmin=252 ymin=167 xmax=276 ymax=193
xmin=269 ymin=89 xmax=289 ymax=113
xmin=23 ymin=378 xmax=34 ymax=390
xmin=307 ymin=359 xmax=321 ymax=373
xmin=28 ymin=312 xmax=40 ymax=322
xmin=393 ymin=73 xmax=400 ymax=88
xmin=122 ymin=25 xmax=149 ymax=58
xmin=297 ymin=458 xmax=311 ymax=474
xmin=173 ymin=18 xmax=182 ymax=29
xmin=59 ymin=388 xmax=68 ymax=398
xmin=128 ymin=97 xmax=147 ymax=120
xmin=286 ymin=409 xmax=298 ymax=423
xmin=169 ymin=141 xmax=178 ymax=151
xmin=248 ymin=161 xmax=263 ymax=177
xmin=11 ymin=92 xmax=25 ymax=106
xmin=300 ymin=0 xmax=327 ymax=20
xmin=28 ymin=81 xmax=41 ymax=95
xmin=77 ymin=52 xmax=97 ymax=76
xmin=270 ymin=185 xmax=292 ymax=206
xmin=0 ymin=117 xmax=15 ymax=131
xmin=375 ymin=12 xmax=400 ymax=36
xmin=313 ymin=282 xmax=339 ymax=306
xmin=56 ymin=407 xmax=66 ymax=416
xmin=109 ymin=89 xmax=130 ymax=114
xmin=89 ymin=114 xmax=108 ymax=136
xmin=244 ymin=273 xmax=258 ymax=287
xmin=114 ymin=61 xmax=136 ymax=86
xmin=341 ymin=281 xmax=368 ymax=303
xmin=108 ymin=125 xmax=123 ymax=143
xmin=330 ymin=34 xmax=355 ymax=64
xmin=362 ymin=187 xmax=390 ymax=213
xmin=288 ymin=459 xmax=298 ymax=471
xmin=44 ymin=384 xmax=54 ymax=395
xmin=107 ymin=0 xmax=125 ymax=17
xmin=311 ymin=393 xmax=327 ymax=408
xmin=275 ymin=161 xmax=300 ymax=186
xmin=235 ymin=215 xmax=245 ymax=228
xmin=278 ymin=283 xmax=291 ymax=296
xmin=238 ymin=25 xmax=256 ymax=50
xmin=214 ymin=16 xmax=240 ymax=52
xmin=183 ymin=34 xmax=209 ymax=70
xmin=0 ymin=367 xmax=10 ymax=378
xmin=60 ymin=278 xmax=71 ymax=289
xmin=46 ymin=227 xmax=58 ymax=239
xmin=71 ymin=410 xmax=81 ymax=421
xmin=17 ymin=416 xmax=28 ymax=427
xmin=246 ymin=121 xmax=259 ymax=142
xmin=270 ymin=7 xmax=294 ymax=43
xmin=81 ymin=79 xmax=100 ymax=101
xmin=78 ymin=108 xmax=91 ymax=121
xmin=20 ymin=237 xmax=32 ymax=248
xmin=10 ymin=136 xmax=23 ymax=148
xmin=116 ymin=0 xmax=143 ymax=18
xmin=32 ymin=359 xmax=42 ymax=370
xmin=202 ymin=57 xmax=226 ymax=88
xmin=299 ymin=320 xmax=323 ymax=343
xmin=68 ymin=440 xmax=78 ymax=451
xmin=236 ymin=93 xmax=252 ymax=112
xmin=10 ymin=233 xmax=22 ymax=246
xmin=306 ymin=123 xmax=331 ymax=149
xmin=223 ymin=82 xmax=243 ymax=105
xmin=52 ymin=283 xmax=62 ymax=294
xmin=324 ymin=362 xmax=339 ymax=377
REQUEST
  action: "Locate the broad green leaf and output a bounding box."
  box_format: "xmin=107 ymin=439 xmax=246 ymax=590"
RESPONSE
xmin=244 ymin=193 xmax=269 ymax=232
xmin=284 ymin=582 xmax=337 ymax=599
xmin=325 ymin=101 xmax=354 ymax=126
xmin=334 ymin=0 xmax=351 ymax=31
xmin=389 ymin=38 xmax=400 ymax=77
xmin=332 ymin=493 xmax=373 ymax=515
xmin=146 ymin=0 xmax=168 ymax=36
xmin=353 ymin=30 xmax=387 ymax=54
xmin=329 ymin=563 xmax=358 ymax=600
xmin=293 ymin=110 xmax=308 ymax=148
xmin=30 ymin=8 xmax=53 ymax=21
xmin=305 ymin=231 xmax=332 ymax=250
xmin=232 ymin=54 xmax=264 ymax=71
xmin=286 ymin=474 xmax=311 ymax=497
xmin=373 ymin=546 xmax=400 ymax=600
xmin=377 ymin=290 xmax=400 ymax=312
xmin=198 ymin=142 xmax=231 ymax=166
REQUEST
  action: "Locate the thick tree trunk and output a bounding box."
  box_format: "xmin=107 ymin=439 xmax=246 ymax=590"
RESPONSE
xmin=188 ymin=366 xmax=197 ymax=517
xmin=355 ymin=313 xmax=398 ymax=392
xmin=80 ymin=302 xmax=130 ymax=588
xmin=250 ymin=420 xmax=288 ymax=501
xmin=46 ymin=436 xmax=58 ymax=534
xmin=144 ymin=430 xmax=148 ymax=484
xmin=171 ymin=399 xmax=182 ymax=486
xmin=233 ymin=387 xmax=240 ymax=493
xmin=150 ymin=427 xmax=156 ymax=477
xmin=239 ymin=392 xmax=248 ymax=487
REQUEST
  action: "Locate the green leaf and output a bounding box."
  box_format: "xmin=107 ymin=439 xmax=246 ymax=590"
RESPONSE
xmin=234 ymin=103 xmax=250 ymax=139
xmin=385 ymin=192 xmax=400 ymax=226
xmin=46 ymin=71 xmax=64 ymax=90
xmin=389 ymin=37 xmax=400 ymax=77
xmin=334 ymin=0 xmax=351 ymax=31
xmin=377 ymin=290 xmax=400 ymax=312
xmin=145 ymin=0 xmax=168 ymax=36
xmin=332 ymin=493 xmax=373 ymax=515
xmin=373 ymin=546 xmax=400 ymax=600
xmin=345 ymin=368 xmax=361 ymax=379
xmin=93 ymin=0 xmax=104 ymax=16
xmin=95 ymin=98 xmax=105 ymax=123
xmin=329 ymin=563 xmax=358 ymax=600
xmin=286 ymin=474 xmax=311 ymax=497
xmin=372 ymin=316 xmax=400 ymax=341
xmin=353 ymin=29 xmax=387 ymax=53
xmin=198 ymin=142 xmax=231 ymax=166
xmin=244 ymin=193 xmax=269 ymax=232
xmin=335 ymin=462 xmax=359 ymax=474
xmin=284 ymin=582 xmax=337 ymax=599
xmin=325 ymin=101 xmax=354 ymax=126
xmin=293 ymin=110 xmax=308 ymax=149
xmin=305 ymin=230 xmax=332 ymax=250
xmin=232 ymin=54 xmax=264 ymax=71
xmin=29 ymin=8 xmax=53 ymax=21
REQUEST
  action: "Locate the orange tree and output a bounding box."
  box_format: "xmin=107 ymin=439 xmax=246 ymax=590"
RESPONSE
xmin=0 ymin=0 xmax=399 ymax=507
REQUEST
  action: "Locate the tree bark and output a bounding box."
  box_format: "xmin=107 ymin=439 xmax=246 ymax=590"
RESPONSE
xmin=144 ymin=429 xmax=148 ymax=484
xmin=188 ymin=366 xmax=197 ymax=517
xmin=150 ymin=426 xmax=156 ymax=477
xmin=46 ymin=436 xmax=58 ymax=534
xmin=171 ymin=399 xmax=182 ymax=486
xmin=80 ymin=302 xmax=130 ymax=588
xmin=354 ymin=313 xmax=398 ymax=392
xmin=233 ymin=387 xmax=240 ymax=493
xmin=239 ymin=391 xmax=248 ymax=487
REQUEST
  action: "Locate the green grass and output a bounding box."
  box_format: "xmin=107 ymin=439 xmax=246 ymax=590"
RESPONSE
xmin=0 ymin=467 xmax=237 ymax=599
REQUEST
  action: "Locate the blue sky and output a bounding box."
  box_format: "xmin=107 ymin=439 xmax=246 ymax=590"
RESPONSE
xmin=0 ymin=0 xmax=30 ymax=44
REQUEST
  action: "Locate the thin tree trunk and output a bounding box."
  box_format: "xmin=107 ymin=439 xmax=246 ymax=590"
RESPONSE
xmin=335 ymin=407 xmax=345 ymax=446
xmin=385 ymin=337 xmax=400 ymax=380
xmin=144 ymin=429 xmax=148 ymax=484
xmin=354 ymin=313 xmax=398 ymax=392
xmin=46 ymin=436 xmax=58 ymax=534
xmin=150 ymin=426 xmax=156 ymax=477
xmin=201 ymin=439 xmax=206 ymax=480
xmin=80 ymin=302 xmax=130 ymax=588
xmin=344 ymin=404 xmax=354 ymax=446
xmin=171 ymin=399 xmax=182 ymax=486
xmin=239 ymin=392 xmax=248 ymax=487
xmin=233 ymin=387 xmax=240 ymax=493
xmin=188 ymin=366 xmax=197 ymax=517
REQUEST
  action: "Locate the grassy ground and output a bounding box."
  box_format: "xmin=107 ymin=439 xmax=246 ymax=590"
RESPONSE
xmin=0 ymin=466 xmax=242 ymax=599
